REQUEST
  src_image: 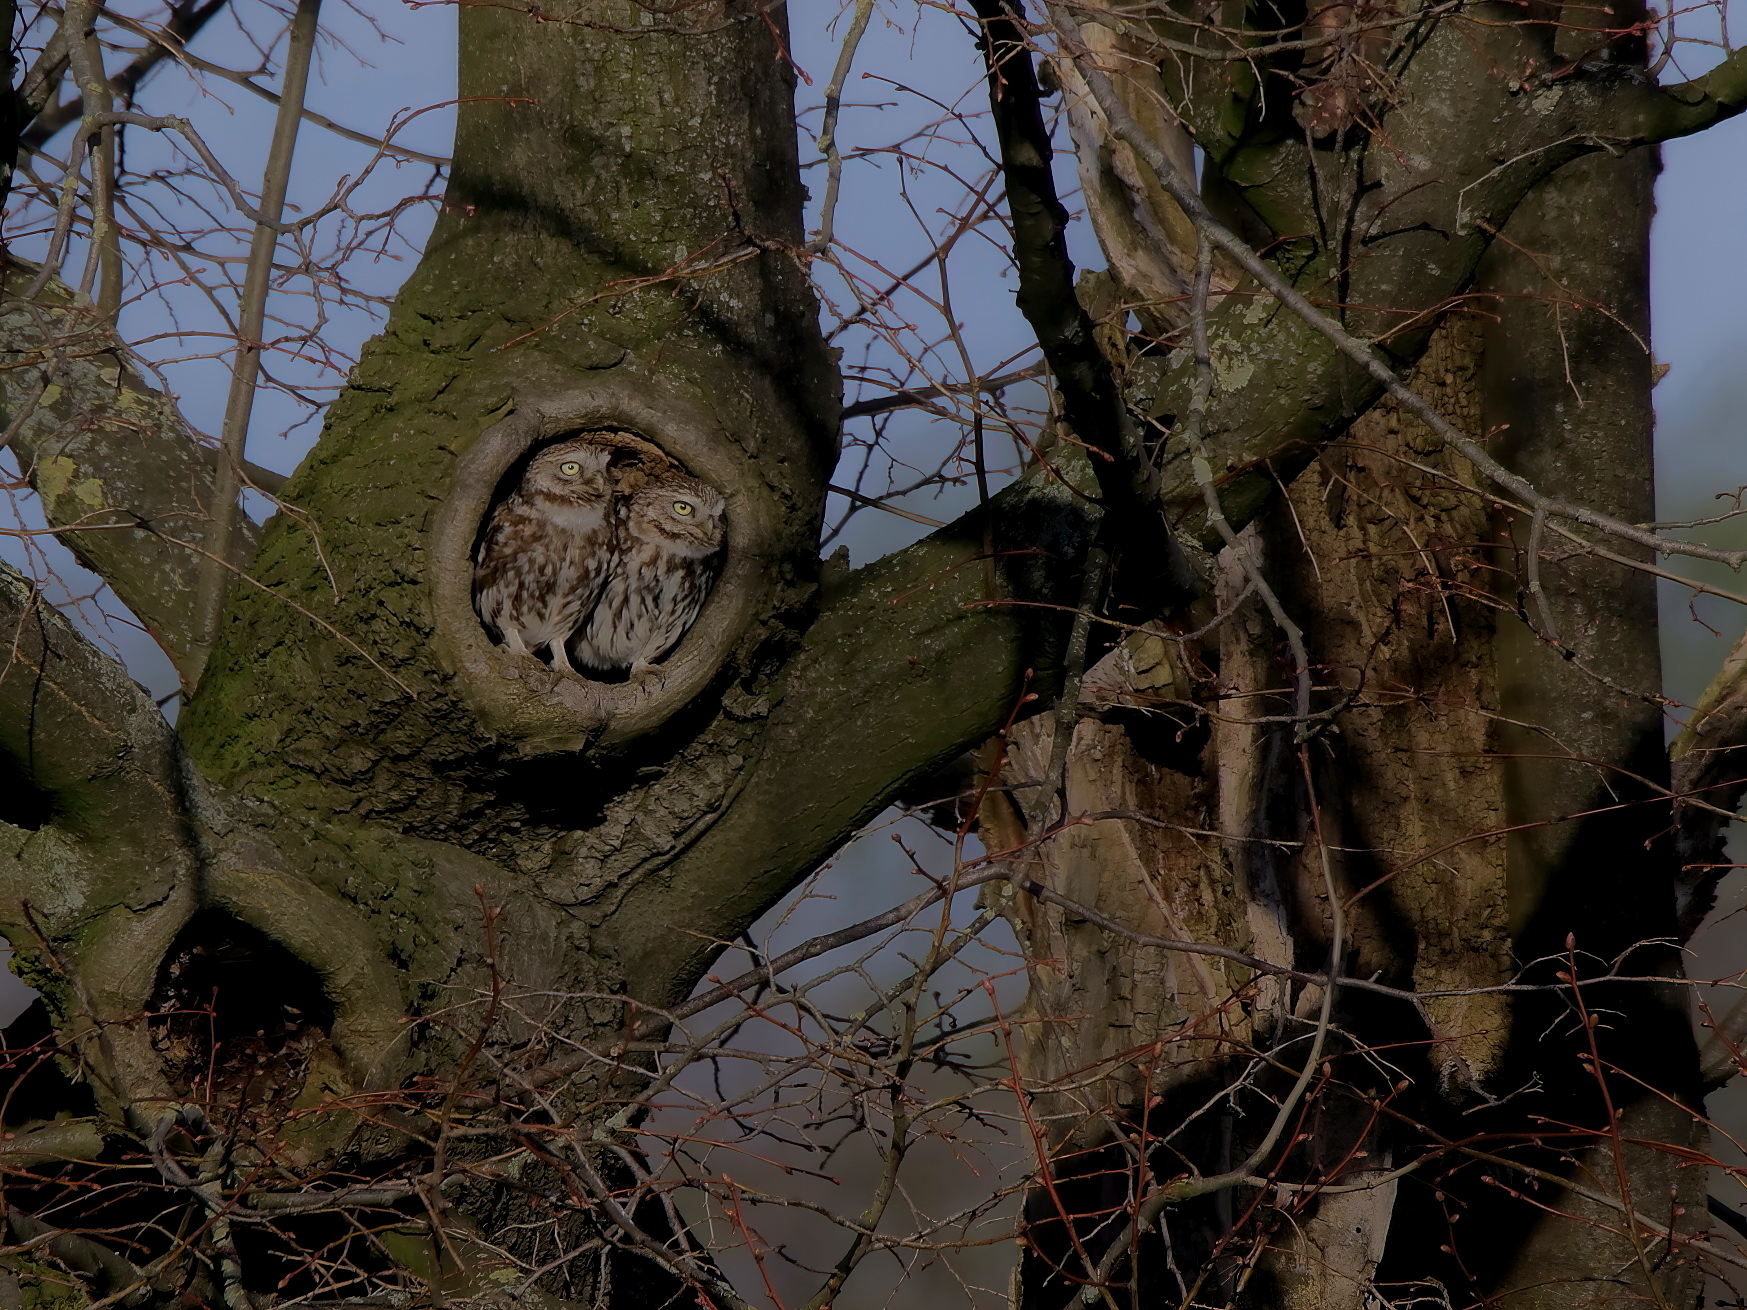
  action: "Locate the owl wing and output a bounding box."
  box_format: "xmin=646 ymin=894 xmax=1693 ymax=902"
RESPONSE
xmin=570 ymin=527 xmax=666 ymax=675
xmin=569 ymin=565 xmax=635 ymax=675
xmin=472 ymin=497 xmax=542 ymax=645
xmin=562 ymin=478 xmax=722 ymax=676
xmin=542 ymin=525 xmax=615 ymax=672
xmin=633 ymin=550 xmax=720 ymax=670
xmin=474 ymin=496 xmax=612 ymax=656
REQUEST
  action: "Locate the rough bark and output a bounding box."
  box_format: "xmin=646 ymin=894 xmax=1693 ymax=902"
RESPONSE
xmin=1078 ymin=0 xmax=1747 ymax=545
xmin=994 ymin=317 xmax=1522 ymax=1307
xmin=0 ymin=556 xmax=195 ymax=1128
xmin=0 ymin=0 xmax=1740 ymax=1299
xmin=0 ymin=2 xmax=1102 ymax=1299
xmin=1476 ymin=135 xmax=1706 ymax=1310
xmin=984 ymin=0 xmax=1710 ymax=1303
xmin=0 ymin=264 xmax=262 ymax=686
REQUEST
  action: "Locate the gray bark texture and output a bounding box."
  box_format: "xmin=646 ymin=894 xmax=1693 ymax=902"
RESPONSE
xmin=1 ymin=0 xmax=1746 ymax=1302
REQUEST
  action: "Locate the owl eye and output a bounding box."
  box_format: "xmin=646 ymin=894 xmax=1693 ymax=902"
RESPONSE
xmin=672 ymin=500 xmax=694 ymax=516
xmin=559 ymin=461 xmax=582 ymax=477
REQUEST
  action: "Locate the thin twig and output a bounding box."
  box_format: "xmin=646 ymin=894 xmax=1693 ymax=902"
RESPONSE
xmin=98 ymin=7 xmax=450 ymax=166
xmin=22 ymin=0 xmax=230 ymax=148
xmin=826 ymin=483 xmax=946 ymax=527
xmin=841 ymin=364 xmax=1043 ymax=421
xmin=807 ymin=0 xmax=874 ymax=254
xmin=191 ymin=0 xmax=322 ymax=679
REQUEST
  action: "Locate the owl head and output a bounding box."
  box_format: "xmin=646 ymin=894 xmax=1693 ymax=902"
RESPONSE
xmin=523 ymin=438 xmax=612 ymax=503
xmin=625 ymin=476 xmax=726 ymax=556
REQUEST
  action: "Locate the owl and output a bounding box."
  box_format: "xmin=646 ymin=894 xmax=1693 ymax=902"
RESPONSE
xmin=472 ymin=438 xmax=616 ymax=673
xmin=570 ymin=475 xmax=726 ymax=677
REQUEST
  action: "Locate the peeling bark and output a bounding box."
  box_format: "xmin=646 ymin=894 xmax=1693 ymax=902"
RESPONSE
xmin=991 ymin=318 xmax=1518 ymax=1305
xmin=976 ymin=0 xmax=1705 ymax=1291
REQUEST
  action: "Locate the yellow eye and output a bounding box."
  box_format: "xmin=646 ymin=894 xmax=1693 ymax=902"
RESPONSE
xmin=559 ymin=461 xmax=582 ymax=476
xmin=672 ymin=501 xmax=694 ymax=516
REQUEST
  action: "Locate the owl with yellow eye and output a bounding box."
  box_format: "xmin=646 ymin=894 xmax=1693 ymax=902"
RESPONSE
xmin=471 ymin=437 xmax=616 ymax=674
xmin=570 ymin=475 xmax=727 ymax=678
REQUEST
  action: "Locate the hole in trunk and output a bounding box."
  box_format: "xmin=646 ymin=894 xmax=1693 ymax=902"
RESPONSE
xmin=149 ymin=911 xmax=337 ymax=1108
xmin=470 ymin=428 xmax=725 ymax=681
xmin=0 ymin=751 xmax=53 ymax=830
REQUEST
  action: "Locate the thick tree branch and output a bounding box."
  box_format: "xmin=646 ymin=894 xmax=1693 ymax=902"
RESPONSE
xmin=0 ymin=258 xmax=260 ymax=684
xmin=1045 ymin=3 xmax=1715 ymax=557
xmin=14 ymin=25 xmax=70 ymax=129
xmin=0 ymin=0 xmax=18 ymax=215
xmin=0 ymin=557 xmax=183 ymax=840
xmin=969 ymin=0 xmax=1198 ymax=612
xmin=5 ymin=1212 xmax=143 ymax=1300
xmin=1604 ymin=47 xmax=1747 ymax=144
xmin=0 ymin=1118 xmax=103 ymax=1168
xmin=969 ymin=0 xmax=1127 ymax=468
xmin=1077 ymin=59 xmax=1747 ymax=573
xmin=0 ymin=556 xmax=197 ymax=1127
xmin=615 ymin=459 xmax=1098 ymax=1006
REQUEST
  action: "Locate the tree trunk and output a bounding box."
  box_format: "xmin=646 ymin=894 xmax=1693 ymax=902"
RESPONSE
xmin=4 ymin=0 xmax=1747 ymax=1300
xmin=0 ymin=2 xmax=1092 ymax=1301
xmin=986 ymin=1 xmax=1714 ymax=1305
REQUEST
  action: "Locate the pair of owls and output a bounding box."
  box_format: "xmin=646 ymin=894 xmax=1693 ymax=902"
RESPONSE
xmin=472 ymin=436 xmax=726 ymax=678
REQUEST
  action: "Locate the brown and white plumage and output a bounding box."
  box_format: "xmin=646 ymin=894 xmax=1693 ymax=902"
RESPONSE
xmin=571 ymin=475 xmax=726 ymax=677
xmin=472 ymin=439 xmax=615 ymax=673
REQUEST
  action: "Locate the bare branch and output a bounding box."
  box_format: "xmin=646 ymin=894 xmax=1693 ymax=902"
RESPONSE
xmin=839 ymin=364 xmax=1042 ymax=421
xmin=806 ymin=0 xmax=874 ymax=254
xmin=969 ymin=0 xmax=1199 ymax=613
xmin=608 ymin=458 xmax=1100 ymax=1010
xmin=190 ymin=0 xmax=322 ymax=681
xmin=97 ymin=6 xmax=450 ymax=165
xmin=20 ymin=0 xmax=231 ymax=149
xmin=1607 ymin=45 xmax=1747 ymax=144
